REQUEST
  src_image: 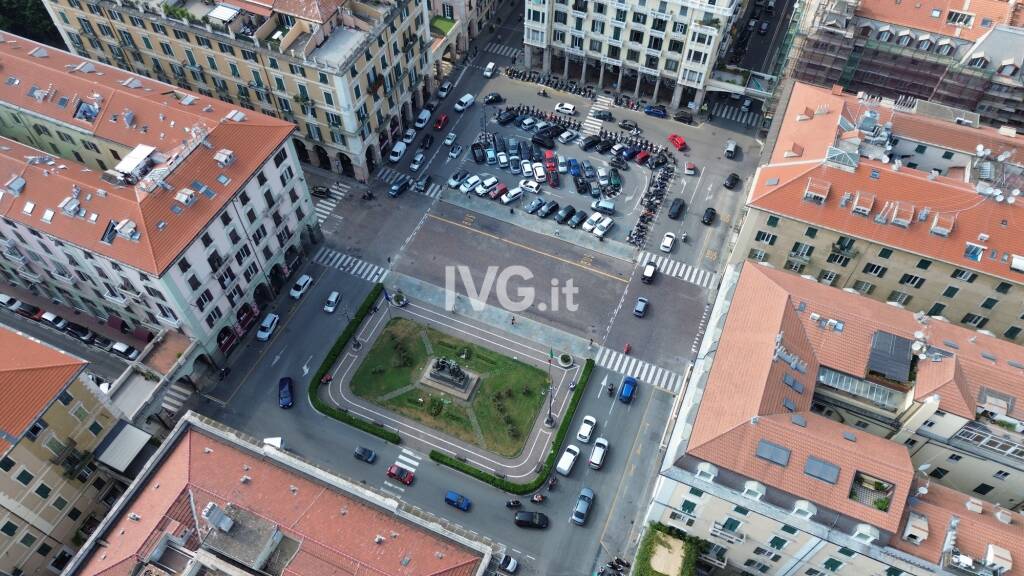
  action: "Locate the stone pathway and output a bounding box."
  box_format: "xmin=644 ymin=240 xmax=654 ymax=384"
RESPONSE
xmin=466 ymin=407 xmax=488 ymax=449
xmin=377 ymin=383 xmax=419 ymax=403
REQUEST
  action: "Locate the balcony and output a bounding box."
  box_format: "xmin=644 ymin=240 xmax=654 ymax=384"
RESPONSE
xmin=849 ymin=471 xmax=894 ymax=512
xmin=17 ymin=266 xmax=42 ymax=283
xmin=3 ymin=249 xmax=26 ymax=264
xmin=53 ymin=272 xmax=77 ymax=286
xmin=701 ymin=544 xmax=728 ymax=569
xmin=103 ymin=291 xmax=128 ymax=305
xmin=831 ymin=242 xmax=859 ymax=258
xmin=710 ymin=521 xmax=745 ymax=544
xmin=788 ymin=250 xmax=812 ymax=263
xmin=571 ymin=2 xmax=587 ymax=17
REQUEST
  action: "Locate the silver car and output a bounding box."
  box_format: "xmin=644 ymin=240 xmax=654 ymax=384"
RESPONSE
xmin=571 ymin=487 xmax=594 ymax=525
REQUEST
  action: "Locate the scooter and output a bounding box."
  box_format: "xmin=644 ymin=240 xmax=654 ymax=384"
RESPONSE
xmin=531 ymin=493 xmax=546 ymax=503
xmin=607 ymin=384 xmax=614 ymax=397
xmin=506 ymin=500 xmax=522 ymax=508
xmin=623 ymin=343 xmax=632 ymax=354
xmin=538 ymin=89 xmax=548 ymax=97
xmin=680 ymin=232 xmax=687 ymax=243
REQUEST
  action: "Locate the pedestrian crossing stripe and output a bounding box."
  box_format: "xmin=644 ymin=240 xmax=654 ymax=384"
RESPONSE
xmin=376 ymin=167 xmax=443 ymax=197
xmin=709 ymin=102 xmax=761 ymax=127
xmin=484 ymin=42 xmax=521 ymax=59
xmin=313 ymin=246 xmax=390 ymax=283
xmin=594 ymin=347 xmax=683 ymax=394
xmin=396 ymin=453 xmax=420 ymax=472
xmin=582 ymin=96 xmax=613 ymax=135
xmin=640 ymin=252 xmax=716 ymax=288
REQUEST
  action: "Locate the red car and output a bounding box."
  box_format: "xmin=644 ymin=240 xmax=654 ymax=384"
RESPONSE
xmin=433 ymin=113 xmax=449 ymax=130
xmin=387 ymin=464 xmax=415 ymax=485
xmin=668 ymin=133 xmax=687 ymax=151
xmin=544 ymin=149 xmax=557 ymax=172
xmin=633 ymin=150 xmax=651 ymax=166
xmin=489 ymin=182 xmax=509 ymax=200
xmin=546 ymin=168 xmax=560 ymax=188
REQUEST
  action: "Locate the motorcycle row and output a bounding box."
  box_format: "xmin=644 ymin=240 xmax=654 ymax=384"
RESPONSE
xmin=502 ymin=104 xmax=584 ymax=132
xmin=505 ymin=67 xmax=596 ymax=99
xmin=627 ymin=164 xmax=674 ymax=247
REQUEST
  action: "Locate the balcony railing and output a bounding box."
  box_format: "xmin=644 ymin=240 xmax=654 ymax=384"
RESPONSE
xmin=53 ymin=272 xmax=76 ymax=286
xmin=831 ymin=242 xmax=859 ymax=257
xmin=710 ymin=521 xmax=745 ymax=544
xmin=103 ymin=291 xmax=128 ymax=305
xmin=3 ymin=250 xmax=26 ymax=264
xmin=17 ymin=267 xmax=42 ymax=283
xmin=788 ymin=251 xmax=812 ymax=263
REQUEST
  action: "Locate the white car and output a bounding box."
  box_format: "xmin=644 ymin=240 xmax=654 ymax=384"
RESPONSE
xmin=532 ymin=163 xmax=546 ymax=183
xmin=597 ymin=167 xmax=610 ymax=186
xmin=414 ymin=109 xmax=431 ymax=129
xmin=589 ymin=438 xmax=609 ymax=469
xmin=443 ymin=132 xmax=457 ymax=146
xmin=41 ymin=311 xmax=69 ymax=331
xmin=454 ymin=93 xmax=475 ymax=112
xmin=497 ymin=151 xmax=509 ymax=168
xmin=324 ymin=291 xmax=340 ymax=313
xmin=510 ymin=160 xmax=522 ymax=174
xmin=402 ymin=128 xmax=416 ymax=144
xmin=520 ymin=159 xmax=533 ymax=176
xmin=557 ymin=155 xmax=568 ymax=173
xmin=437 ymin=80 xmax=453 ymax=98
xmin=409 ymin=151 xmax=426 ymax=172
xmin=475 ymin=175 xmax=499 ymax=197
xmin=388 ymin=141 xmax=407 ymax=162
xmin=449 ymin=144 xmax=463 ymax=159
xmin=519 ymin=179 xmax=541 ymax=194
xmin=459 ymin=174 xmax=481 ymax=194
xmin=660 ymin=232 xmax=676 ymax=253
xmin=558 ymin=130 xmax=578 ymax=144
xmin=576 ymin=415 xmax=597 ymax=443
xmin=256 ymin=313 xmax=279 ymax=341
xmin=593 ymin=216 xmax=615 ymax=238
xmin=500 ymin=187 xmax=523 ymax=204
xmin=289 ymin=274 xmax=312 ymax=299
xmin=484 ymin=61 xmax=496 ymax=77
xmin=554 ymin=102 xmax=577 ymax=115
xmin=581 ymin=212 xmax=603 ymax=232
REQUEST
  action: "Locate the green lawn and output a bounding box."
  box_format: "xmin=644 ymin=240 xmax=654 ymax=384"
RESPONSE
xmin=430 ymin=16 xmax=456 ymax=37
xmin=350 ymin=318 xmax=549 ymax=456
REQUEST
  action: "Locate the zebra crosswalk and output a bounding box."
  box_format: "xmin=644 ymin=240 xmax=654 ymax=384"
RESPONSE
xmin=312 ymin=246 xmax=390 ymax=283
xmin=595 ymin=347 xmax=684 ymax=394
xmin=161 ymin=382 xmax=193 ymax=415
xmin=582 ymin=95 xmax=613 ymax=136
xmin=383 ymin=448 xmax=423 ymax=496
xmin=376 ymin=167 xmax=443 ymax=198
xmin=641 ymin=252 xmax=717 ymax=289
xmin=710 ymin=102 xmax=761 ymax=127
xmin=484 ymin=42 xmax=521 ymax=59
xmin=313 ymin=181 xmax=350 ymax=224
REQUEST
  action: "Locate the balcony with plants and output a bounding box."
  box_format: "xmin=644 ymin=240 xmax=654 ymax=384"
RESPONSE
xmin=849 ymin=471 xmax=894 ymax=512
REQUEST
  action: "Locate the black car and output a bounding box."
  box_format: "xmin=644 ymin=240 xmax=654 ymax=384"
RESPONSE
xmin=649 ymin=154 xmax=668 ymax=168
xmin=668 ymin=198 xmax=686 ymax=219
xmin=513 ymin=511 xmax=550 ymax=529
xmin=92 ymin=334 xmax=114 ymax=352
xmin=497 ymin=110 xmax=518 ymax=125
xmin=66 ymin=322 xmax=94 ymax=343
xmin=354 ymin=446 xmax=377 ymax=463
xmin=525 ymin=197 xmax=545 ymax=214
xmin=388 ymin=178 xmax=410 ymax=197
xmin=591 ymin=185 xmax=603 ymax=199
xmin=519 ymin=141 xmax=531 ymax=159
xmin=538 ymin=200 xmax=559 ymax=218
xmin=724 ymin=173 xmax=740 ymax=189
xmin=420 ymin=134 xmax=434 ymax=149
xmin=596 ymin=140 xmax=615 ymax=154
xmin=547 ymin=169 xmax=560 ymax=188
xmin=471 ymin=142 xmax=486 ymax=164
xmin=531 ymin=134 xmax=555 ymax=150
xmin=580 ymin=135 xmax=601 ymax=151
xmin=618 ymin=119 xmax=638 ymax=131
xmin=573 ymin=177 xmax=591 ymax=196
xmin=593 ymin=110 xmax=614 ymax=121
xmin=484 ymin=92 xmax=504 ymax=104
xmin=673 ymin=109 xmax=694 ymax=124
xmin=610 ymin=156 xmax=628 ymax=170
xmin=495 ymin=136 xmax=506 ymax=153
xmin=702 ymin=207 xmax=717 ymax=225
xmin=530 ymin=144 xmax=544 ymax=162
xmin=568 ymin=210 xmax=589 ymax=228
xmin=310 ymin=185 xmax=330 ymax=198
xmin=278 ymin=377 xmax=294 ymax=409
xmin=554 ymin=205 xmax=577 ymax=224
xmin=538 ymin=125 xmax=563 ymax=139
xmin=415 ymin=175 xmax=433 ymax=192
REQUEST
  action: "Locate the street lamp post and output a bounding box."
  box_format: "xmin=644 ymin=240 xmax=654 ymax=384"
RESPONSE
xmin=544 ymin=356 xmax=555 ymax=427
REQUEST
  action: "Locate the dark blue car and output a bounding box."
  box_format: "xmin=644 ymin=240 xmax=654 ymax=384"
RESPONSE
xmin=278 ymin=377 xmax=294 ymax=408
xmin=621 ymin=147 xmax=640 ymax=160
xmin=643 ymin=105 xmax=667 ymax=118
xmin=619 ymin=376 xmax=637 ymax=403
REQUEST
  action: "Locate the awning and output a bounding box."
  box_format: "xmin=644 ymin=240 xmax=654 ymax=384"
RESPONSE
xmin=208 ymin=4 xmax=240 ymax=22
xmin=96 ymin=420 xmax=153 ymax=474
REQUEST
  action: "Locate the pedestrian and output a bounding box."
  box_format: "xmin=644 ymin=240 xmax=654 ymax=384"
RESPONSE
xmin=387 ymin=256 xmax=391 ymax=264
xmin=509 ymin=207 xmax=514 ymax=215
xmin=511 ymin=316 xmax=516 ymax=326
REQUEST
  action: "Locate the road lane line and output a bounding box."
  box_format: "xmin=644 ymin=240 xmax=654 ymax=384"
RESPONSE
xmin=426 ymin=213 xmax=629 ymax=283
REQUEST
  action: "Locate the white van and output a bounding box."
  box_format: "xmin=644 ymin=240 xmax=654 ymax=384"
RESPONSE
xmin=414 ymin=109 xmax=431 ymax=129
xmin=593 ymin=216 xmax=615 ymax=238
xmin=484 ymin=62 xmax=496 ymax=78
xmin=556 ymin=445 xmax=581 ymax=476
xmin=454 ymin=94 xmax=475 ymax=112
xmin=589 ymin=438 xmax=608 ymax=469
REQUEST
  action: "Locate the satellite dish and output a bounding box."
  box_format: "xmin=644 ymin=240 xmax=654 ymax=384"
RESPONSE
xmin=882 ymin=154 xmax=890 ymax=163
xmin=914 ymin=331 xmax=925 ymax=340
xmin=917 ymin=486 xmax=929 ymax=495
xmin=996 ymin=195 xmax=1005 ymax=202
xmin=1011 ymin=189 xmax=1021 ymax=196
xmin=918 ymin=353 xmax=928 ymax=360
xmin=976 ymin=144 xmax=985 ymax=154
xmin=1009 ymin=197 xmax=1017 ymax=205
xmin=912 ymin=341 xmax=924 ymax=352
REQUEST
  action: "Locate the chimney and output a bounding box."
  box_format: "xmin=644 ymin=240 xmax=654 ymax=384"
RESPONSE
xmin=965 ymin=498 xmax=984 ymax=513
xmin=202 ymin=502 xmax=235 ymax=532
xmin=994 ymin=509 xmax=1013 ymax=524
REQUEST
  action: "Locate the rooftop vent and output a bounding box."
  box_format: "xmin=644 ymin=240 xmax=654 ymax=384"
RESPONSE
xmin=902 ymin=512 xmax=929 ymax=543
xmin=115 ymin=219 xmax=140 ymax=241
xmin=213 ymin=148 xmax=235 ymax=167
xmin=58 ymin=196 xmax=81 ymax=216
xmin=994 ymin=509 xmax=1013 ymax=525
xmin=202 ymin=502 xmax=235 ymax=532
xmin=965 ymin=497 xmax=984 ymax=513
xmin=930 ymin=213 xmax=955 ymax=237
xmin=128 ymin=513 xmax=141 ymax=522
xmin=174 ymin=188 xmax=197 ymax=206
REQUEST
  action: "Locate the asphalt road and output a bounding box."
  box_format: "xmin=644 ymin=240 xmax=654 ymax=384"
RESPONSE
xmin=739 ymin=0 xmax=797 ymax=72
xmin=0 ymin=314 xmax=129 ymax=381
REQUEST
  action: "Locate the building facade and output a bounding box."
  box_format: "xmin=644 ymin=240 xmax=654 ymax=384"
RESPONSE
xmin=429 ymin=0 xmax=497 ymax=54
xmin=522 ymin=0 xmax=739 ymax=109
xmin=0 ymin=328 xmax=140 ymax=576
xmin=646 ymin=263 xmax=1023 ymax=576
xmin=0 ymin=33 xmax=316 ymax=370
xmin=790 ymin=0 xmax=1024 ymax=129
xmin=42 ymin=0 xmax=434 ymax=181
xmin=732 ymin=82 xmax=1024 ymax=342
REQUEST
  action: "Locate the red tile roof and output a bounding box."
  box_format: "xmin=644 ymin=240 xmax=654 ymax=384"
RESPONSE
xmin=752 ymin=82 xmax=1024 ymax=283
xmin=271 ymin=0 xmax=346 ymax=22
xmin=0 ymin=327 xmax=85 ymax=454
xmin=75 ymin=426 xmax=484 ymax=576
xmin=0 ymin=33 xmax=295 ymax=275
xmin=856 ymin=0 xmax=1017 ymax=42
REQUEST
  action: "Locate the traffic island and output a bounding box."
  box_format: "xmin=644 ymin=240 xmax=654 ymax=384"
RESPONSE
xmin=349 ymin=317 xmax=550 ymax=457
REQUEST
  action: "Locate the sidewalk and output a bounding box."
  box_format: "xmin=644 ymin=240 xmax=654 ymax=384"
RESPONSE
xmin=320 ymin=287 xmax=590 ymax=481
xmin=0 ymin=283 xmax=149 ymax=347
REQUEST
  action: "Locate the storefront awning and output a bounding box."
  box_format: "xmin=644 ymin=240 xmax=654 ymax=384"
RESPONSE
xmin=96 ymin=420 xmax=153 ymax=475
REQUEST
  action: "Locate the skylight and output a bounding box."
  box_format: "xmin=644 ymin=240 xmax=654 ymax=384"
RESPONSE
xmin=805 ymin=456 xmax=841 ymax=484
xmin=756 ymin=439 xmax=791 ymax=467
xmin=791 ymin=415 xmax=807 ymax=427
xmin=964 ymin=243 xmax=985 ymax=262
xmin=783 ymin=373 xmax=804 ymax=394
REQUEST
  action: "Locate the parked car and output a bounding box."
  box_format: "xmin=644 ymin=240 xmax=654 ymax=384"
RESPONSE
xmin=499 ymin=555 xmax=519 ymax=574
xmin=547 ymin=169 xmax=560 ymax=188
xmin=486 ymin=147 xmax=497 ymax=165
xmin=568 ymin=158 xmax=581 ymax=176
xmin=448 ymin=170 xmax=469 ymax=188
xmin=437 ymin=81 xmax=453 ymax=98
xmin=593 ymin=216 xmax=615 ymax=238
xmin=557 ymin=155 xmax=568 ymax=173
xmin=324 ymin=291 xmax=340 ymax=313
xmin=609 ymin=168 xmax=622 ymax=187
xmin=555 ymin=102 xmax=577 ymax=115
xmin=41 ymin=311 xmax=68 ymax=331
xmin=568 ymin=210 xmax=588 ymax=228
xmin=554 ymin=204 xmax=576 ymax=224
xmin=596 ymin=140 xmax=615 ymax=154
xmin=414 ymin=109 xmax=431 ymax=128
xmin=497 ymin=151 xmax=509 ymax=168
xmin=538 ymin=200 xmax=560 ymax=218
xmin=581 ymin=212 xmax=603 ymax=232
xmin=401 ymin=128 xmax=416 ymax=144
xmin=556 ymin=445 xmax=581 ymax=476
xmin=513 ymin=511 xmax=549 ymax=529
xmin=668 ymin=198 xmax=686 ymax=219
xmin=278 ymin=377 xmax=294 ymax=408
xmin=571 ymin=488 xmax=594 ymax=525
xmin=66 ymin=322 xmax=94 ymax=343
xmin=580 ymin=135 xmax=601 ymax=151
xmin=501 ymin=187 xmax=524 ymax=204
xmin=576 ymin=415 xmax=597 ymax=442
xmin=92 ymin=334 xmax=114 ymax=352
xmin=444 ymin=491 xmax=472 ymax=511
xmin=484 ymin=92 xmax=504 ymax=104
xmin=724 ymin=172 xmax=740 ymax=189
xmin=519 ymin=179 xmax=542 ymax=194
xmin=449 ymin=144 xmax=463 ymax=159
xmin=668 ymin=133 xmax=687 ymax=150
xmin=702 ymin=207 xmax=717 ymax=225
xmin=112 ymin=341 xmax=140 ymax=360
xmin=471 ymin=143 xmax=486 ymax=164
xmin=460 ymin=175 xmax=483 ymax=194
xmin=582 ymin=161 xmax=596 ymax=179
xmin=525 ymin=197 xmax=545 ymax=214
xmin=475 ymin=175 xmax=499 ymax=197
xmin=433 ymin=113 xmax=449 ymax=130
xmin=558 ymin=130 xmax=578 ymax=144
xmin=387 ymin=464 xmax=415 ymax=485
xmin=758 ymin=21 xmax=769 ymax=34
xmin=660 ymin=232 xmax=676 ymax=253
xmin=290 ymin=274 xmax=312 ymax=299
xmin=633 ymin=297 xmax=649 ymax=317
xmin=409 ymin=152 xmax=426 ymax=172
xmin=454 ymin=93 xmax=475 ymax=112
xmin=14 ymin=302 xmax=44 ymax=320
xmin=388 ymin=141 xmax=408 ymax=162
xmin=684 ymin=162 xmax=698 ymax=176
xmin=497 ymin=110 xmax=518 ymax=125
xmin=597 ymin=167 xmax=610 ymax=186
xmin=354 ymin=446 xmax=377 ymax=463
xmin=420 ymin=134 xmax=434 ymax=149
xmin=643 ymin=105 xmax=667 ymax=118
xmin=532 ymin=163 xmax=547 ymax=183
xmin=489 ymin=182 xmax=509 ymax=200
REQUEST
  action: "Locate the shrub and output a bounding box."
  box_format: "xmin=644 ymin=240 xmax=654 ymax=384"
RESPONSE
xmin=307 ymin=284 xmax=400 ymax=444
xmin=430 ymin=359 xmax=595 ymax=494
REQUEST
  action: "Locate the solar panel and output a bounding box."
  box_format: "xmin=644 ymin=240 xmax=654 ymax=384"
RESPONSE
xmin=868 ymin=331 xmax=913 ymax=382
xmin=805 ymin=456 xmax=840 ymax=484
xmin=756 ymin=439 xmax=791 ymax=467
xmin=981 ymin=352 xmax=997 ymax=362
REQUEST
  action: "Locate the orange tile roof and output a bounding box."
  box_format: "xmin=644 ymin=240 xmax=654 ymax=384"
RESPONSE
xmin=0 ymin=33 xmax=295 ymax=275
xmin=891 ymin=482 xmax=1022 ymax=572
xmin=0 ymin=327 xmax=85 ymax=454
xmin=751 ymin=82 xmax=1024 ymax=283
xmin=75 ymin=426 xmax=484 ymax=576
xmin=272 ymin=0 xmax=347 ymax=22
xmin=856 ymin=0 xmax=1016 ymax=42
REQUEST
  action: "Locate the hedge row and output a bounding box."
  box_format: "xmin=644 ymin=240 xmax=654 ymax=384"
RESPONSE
xmin=430 ymin=358 xmax=594 ymax=494
xmin=307 ymin=283 xmax=401 ymax=444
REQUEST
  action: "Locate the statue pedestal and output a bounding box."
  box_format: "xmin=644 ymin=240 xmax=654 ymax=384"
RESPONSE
xmin=419 ymin=357 xmax=480 ymax=401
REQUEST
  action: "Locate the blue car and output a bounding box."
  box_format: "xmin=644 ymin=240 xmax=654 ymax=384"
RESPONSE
xmin=618 ymin=376 xmax=637 ymax=404
xmin=278 ymin=377 xmax=294 ymax=409
xmin=445 ymin=490 xmax=472 ymax=511
xmin=568 ymin=158 xmax=581 ymax=176
xmin=621 ymin=147 xmax=640 ymax=160
xmin=643 ymin=105 xmax=667 ymax=118
xmin=582 ymin=160 xmax=596 ymax=179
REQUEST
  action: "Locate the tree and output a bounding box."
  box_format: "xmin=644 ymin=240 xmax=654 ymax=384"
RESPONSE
xmin=0 ymin=0 xmax=67 ymax=49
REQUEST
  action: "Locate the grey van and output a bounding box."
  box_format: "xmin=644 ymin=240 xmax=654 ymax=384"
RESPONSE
xmin=591 ymin=199 xmax=616 ymax=215
xmin=725 ymin=139 xmax=738 ymax=159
